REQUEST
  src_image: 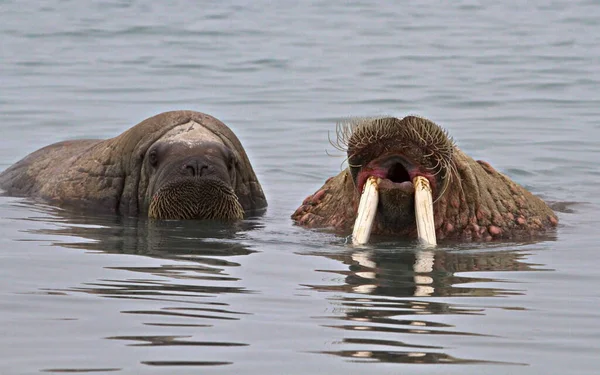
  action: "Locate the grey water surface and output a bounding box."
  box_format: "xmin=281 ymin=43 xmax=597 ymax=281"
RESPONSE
xmin=1 ymin=1 xmax=600 ymax=374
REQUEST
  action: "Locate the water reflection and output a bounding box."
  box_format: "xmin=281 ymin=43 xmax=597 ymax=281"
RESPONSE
xmin=33 ymin=208 xmax=261 ymax=258
xmin=19 ymin=203 xmax=263 ymax=369
xmin=107 ymin=335 xmax=248 ymax=347
xmin=5 ymin=200 xmax=554 ymax=370
xmin=307 ymin=245 xmax=549 ymax=365
xmin=28 ymin=208 xmax=263 ymax=299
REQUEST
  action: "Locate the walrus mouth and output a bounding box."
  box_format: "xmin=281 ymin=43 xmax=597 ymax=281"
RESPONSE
xmin=334 ymin=116 xmax=455 ymax=245
xmin=355 ymin=154 xmax=424 ymax=196
xmin=148 ymin=177 xmax=244 ymax=221
xmin=352 ymin=174 xmax=436 ymax=246
xmin=352 ymin=154 xmax=437 ymax=246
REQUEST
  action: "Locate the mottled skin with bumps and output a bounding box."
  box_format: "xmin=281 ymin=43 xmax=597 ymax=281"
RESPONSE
xmin=293 ymin=118 xmax=557 ymax=241
xmin=0 ymin=110 xmax=267 ymax=218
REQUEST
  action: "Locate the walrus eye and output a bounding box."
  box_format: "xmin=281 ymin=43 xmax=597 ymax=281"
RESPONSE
xmin=149 ymin=150 xmax=158 ymax=167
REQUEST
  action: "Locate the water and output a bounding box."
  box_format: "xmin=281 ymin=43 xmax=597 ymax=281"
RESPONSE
xmin=1 ymin=1 xmax=599 ymax=374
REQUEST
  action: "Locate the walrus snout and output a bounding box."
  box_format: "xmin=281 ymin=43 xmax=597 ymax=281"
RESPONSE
xmin=145 ymin=137 xmax=247 ymax=221
xmin=350 ymin=151 xmax=440 ymax=231
xmin=377 ymin=178 xmax=417 ymax=229
xmin=148 ymin=177 xmax=244 ymax=221
xmin=181 ymin=157 xmax=213 ymax=178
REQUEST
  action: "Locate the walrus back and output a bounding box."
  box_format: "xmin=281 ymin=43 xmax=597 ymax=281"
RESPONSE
xmin=0 ymin=139 xmax=101 ymax=196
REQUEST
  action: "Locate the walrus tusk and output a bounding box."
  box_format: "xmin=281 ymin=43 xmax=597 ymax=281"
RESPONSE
xmin=352 ymin=176 xmax=380 ymax=245
xmin=413 ymin=176 xmax=437 ymax=246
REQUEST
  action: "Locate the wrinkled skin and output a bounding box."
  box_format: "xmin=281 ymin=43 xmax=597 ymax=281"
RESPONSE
xmin=292 ymin=116 xmax=558 ymax=241
xmin=0 ymin=110 xmax=267 ymax=220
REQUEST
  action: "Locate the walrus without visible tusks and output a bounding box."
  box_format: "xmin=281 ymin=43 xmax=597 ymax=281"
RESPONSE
xmin=292 ymin=116 xmax=558 ymax=242
xmin=0 ymin=110 xmax=267 ymax=220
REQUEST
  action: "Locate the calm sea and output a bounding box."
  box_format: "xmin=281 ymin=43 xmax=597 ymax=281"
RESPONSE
xmin=1 ymin=1 xmax=599 ymax=374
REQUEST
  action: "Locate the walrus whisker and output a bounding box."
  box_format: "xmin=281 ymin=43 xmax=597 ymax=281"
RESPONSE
xmin=149 ymin=175 xmax=244 ymax=221
xmin=333 ymin=120 xmax=351 ymax=152
xmin=328 ymin=129 xmax=346 ymax=153
xmin=337 ymin=157 xmax=349 ymax=172
xmin=427 ymin=157 xmax=443 ymax=173
xmin=325 ymin=149 xmax=344 ymax=158
xmin=433 ymin=161 xmax=458 ymax=204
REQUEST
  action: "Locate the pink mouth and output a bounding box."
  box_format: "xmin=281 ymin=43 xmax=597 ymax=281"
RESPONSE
xmin=356 ymin=155 xmax=436 ymax=194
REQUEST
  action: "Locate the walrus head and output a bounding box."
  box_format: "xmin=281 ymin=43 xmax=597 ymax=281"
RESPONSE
xmin=141 ymin=119 xmax=248 ymax=221
xmin=342 ymin=116 xmax=454 ymax=230
xmin=293 ymin=115 xmax=557 ymax=241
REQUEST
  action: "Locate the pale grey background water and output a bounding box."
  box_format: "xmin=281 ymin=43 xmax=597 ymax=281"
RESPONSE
xmin=1 ymin=1 xmax=599 ymax=374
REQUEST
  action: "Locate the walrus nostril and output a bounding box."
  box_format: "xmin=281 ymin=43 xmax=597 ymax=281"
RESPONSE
xmin=388 ymin=162 xmax=411 ymax=183
xmin=182 ymin=161 xmax=210 ymax=177
xmin=199 ymin=165 xmax=209 ymax=176
xmin=185 ymin=165 xmax=196 ymax=176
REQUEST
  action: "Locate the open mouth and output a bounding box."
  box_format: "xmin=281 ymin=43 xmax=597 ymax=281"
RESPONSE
xmin=356 ymin=155 xmax=436 ymax=195
xmin=352 ymin=154 xmax=437 ymax=246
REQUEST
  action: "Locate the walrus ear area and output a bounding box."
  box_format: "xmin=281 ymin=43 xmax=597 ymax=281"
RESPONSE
xmin=226 ymin=149 xmax=238 ymax=173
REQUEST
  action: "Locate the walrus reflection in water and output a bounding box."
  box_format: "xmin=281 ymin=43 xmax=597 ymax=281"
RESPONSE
xmin=293 ymin=116 xmax=558 ymax=241
xmin=0 ymin=111 xmax=267 ymax=220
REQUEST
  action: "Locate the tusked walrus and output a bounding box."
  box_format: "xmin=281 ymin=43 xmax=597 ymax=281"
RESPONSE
xmin=293 ymin=116 xmax=557 ymax=241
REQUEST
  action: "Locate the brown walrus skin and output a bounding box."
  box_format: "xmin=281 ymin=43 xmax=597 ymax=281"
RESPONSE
xmin=292 ymin=116 xmax=558 ymax=241
xmin=0 ymin=110 xmax=267 ymax=220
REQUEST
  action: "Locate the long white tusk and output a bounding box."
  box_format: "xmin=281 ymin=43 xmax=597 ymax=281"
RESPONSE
xmin=413 ymin=176 xmax=437 ymax=246
xmin=352 ymin=176 xmax=380 ymax=245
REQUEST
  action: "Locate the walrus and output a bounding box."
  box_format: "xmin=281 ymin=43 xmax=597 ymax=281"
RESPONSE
xmin=292 ymin=116 xmax=558 ymax=241
xmin=0 ymin=110 xmax=267 ymax=220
